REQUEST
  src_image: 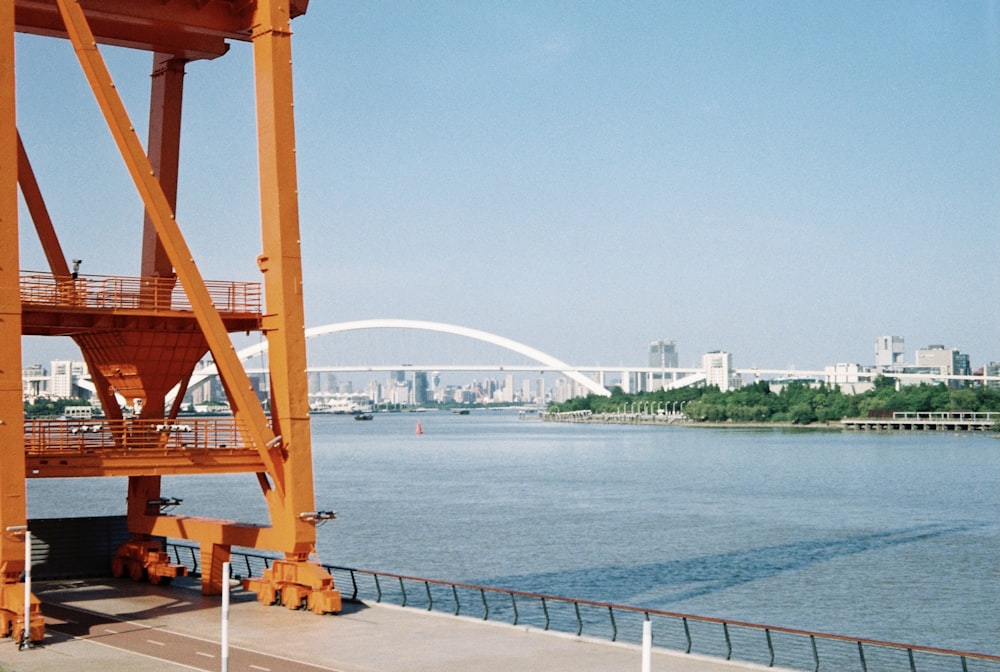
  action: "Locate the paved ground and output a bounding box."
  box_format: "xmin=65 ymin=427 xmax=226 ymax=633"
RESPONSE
xmin=0 ymin=577 xmax=785 ymax=672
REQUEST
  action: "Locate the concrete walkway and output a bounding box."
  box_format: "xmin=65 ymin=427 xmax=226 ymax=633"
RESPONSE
xmin=0 ymin=577 xmax=783 ymax=672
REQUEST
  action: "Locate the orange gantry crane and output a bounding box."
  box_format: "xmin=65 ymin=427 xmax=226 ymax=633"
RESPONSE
xmin=2 ymin=0 xmax=340 ymax=643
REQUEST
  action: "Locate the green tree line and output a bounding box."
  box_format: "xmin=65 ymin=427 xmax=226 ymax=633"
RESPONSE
xmin=23 ymin=397 xmax=91 ymax=419
xmin=548 ymin=378 xmax=1000 ymax=425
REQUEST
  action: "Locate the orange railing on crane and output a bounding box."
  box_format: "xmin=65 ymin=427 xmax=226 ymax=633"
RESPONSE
xmin=24 ymin=417 xmax=254 ymax=455
xmin=19 ymin=271 xmax=261 ymax=314
xmin=23 ymin=417 xmax=266 ymax=478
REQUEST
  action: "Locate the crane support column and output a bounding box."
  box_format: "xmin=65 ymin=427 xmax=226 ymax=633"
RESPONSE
xmin=0 ymin=2 xmax=43 ymax=643
xmin=238 ymin=0 xmax=340 ymax=611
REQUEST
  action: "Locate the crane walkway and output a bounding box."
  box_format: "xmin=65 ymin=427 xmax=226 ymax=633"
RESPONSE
xmin=0 ymin=576 xmax=775 ymax=672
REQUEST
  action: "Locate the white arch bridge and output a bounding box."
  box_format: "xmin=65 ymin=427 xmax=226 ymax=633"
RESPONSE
xmin=156 ymin=318 xmax=996 ymax=407
xmin=186 ymin=318 xmax=614 ymax=399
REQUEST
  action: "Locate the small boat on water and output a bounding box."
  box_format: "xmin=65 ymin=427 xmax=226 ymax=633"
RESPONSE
xmin=354 ymin=413 xmax=373 ymax=421
xmin=453 ymin=409 xmax=470 ymax=415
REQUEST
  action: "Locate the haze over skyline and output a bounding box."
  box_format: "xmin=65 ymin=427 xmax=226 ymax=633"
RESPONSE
xmin=14 ymin=2 xmax=1000 ymax=371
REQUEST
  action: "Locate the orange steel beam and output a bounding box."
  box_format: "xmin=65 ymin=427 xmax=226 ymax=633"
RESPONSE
xmin=16 ymin=0 xmax=309 ymax=60
xmin=16 ymin=133 xmax=71 ymax=278
xmin=141 ymin=53 xmax=185 ymax=292
xmin=53 ymin=0 xmax=286 ymax=492
xmin=248 ymin=0 xmax=318 ymax=557
xmin=13 ymin=138 xmax=127 ymax=434
xmin=26 ymin=452 xmax=266 ymax=478
xmin=0 ymin=0 xmax=34 ymax=639
xmin=133 ymin=50 xmax=187 ymax=537
xmin=0 ymin=0 xmax=27 ymax=575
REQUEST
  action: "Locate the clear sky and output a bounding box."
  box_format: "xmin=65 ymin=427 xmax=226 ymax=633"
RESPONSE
xmin=14 ymin=1 xmax=1000 ymax=371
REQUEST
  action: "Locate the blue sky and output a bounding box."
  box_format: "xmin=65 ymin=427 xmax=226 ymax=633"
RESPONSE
xmin=15 ymin=1 xmax=1000 ymax=371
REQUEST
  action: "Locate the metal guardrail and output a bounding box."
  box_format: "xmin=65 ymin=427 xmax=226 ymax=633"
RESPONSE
xmin=25 ymin=418 xmax=250 ymax=454
xmin=19 ymin=271 xmax=261 ymax=314
xmin=165 ymin=542 xmax=1000 ymax=672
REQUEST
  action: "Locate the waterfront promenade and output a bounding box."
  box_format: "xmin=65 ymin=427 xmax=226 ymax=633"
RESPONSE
xmin=0 ymin=576 xmax=777 ymax=672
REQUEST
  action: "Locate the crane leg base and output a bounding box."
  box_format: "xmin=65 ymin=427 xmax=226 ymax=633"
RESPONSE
xmin=112 ymin=539 xmax=188 ymax=586
xmin=242 ymin=559 xmax=342 ymax=615
xmin=0 ymin=585 xmax=44 ymax=644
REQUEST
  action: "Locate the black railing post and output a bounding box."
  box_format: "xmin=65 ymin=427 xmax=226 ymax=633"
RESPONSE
xmin=723 ymin=622 xmax=732 ymax=660
xmin=541 ymin=597 xmax=550 ymax=631
xmin=510 ymin=594 xmax=518 ymax=626
xmin=810 ymin=634 xmax=819 ymax=672
xmin=574 ymin=602 xmax=583 ymax=636
xmin=766 ymin=628 xmax=774 ymax=668
xmin=683 ymin=617 xmax=692 ymax=654
xmin=452 ymin=585 xmax=460 ymax=615
xmin=480 ymin=588 xmax=489 ymax=620
xmin=608 ymin=606 xmax=617 ymax=642
xmin=857 ymin=641 xmax=867 ymax=672
xmin=424 ymin=581 xmax=433 ymax=611
xmin=350 ymin=570 xmax=359 ymax=601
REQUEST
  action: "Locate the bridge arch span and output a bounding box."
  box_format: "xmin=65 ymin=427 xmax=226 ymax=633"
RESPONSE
xmin=186 ymin=318 xmax=611 ymax=399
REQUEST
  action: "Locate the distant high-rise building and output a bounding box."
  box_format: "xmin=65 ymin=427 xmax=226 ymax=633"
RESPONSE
xmin=987 ymin=362 xmax=1000 ymax=389
xmin=367 ymin=379 xmax=382 ymax=404
xmin=23 ymin=363 xmax=48 ymax=400
xmin=648 ymin=339 xmax=679 ymax=391
xmin=649 ymin=340 xmax=678 ymax=368
xmin=50 ymin=360 xmax=87 ymax=399
xmin=521 ymin=378 xmax=533 ymax=403
xmin=875 ymin=336 xmax=905 ymax=370
xmin=702 ymin=351 xmax=741 ymax=392
xmin=502 ymin=374 xmax=515 ymax=403
xmin=413 ymin=371 xmax=428 ymax=404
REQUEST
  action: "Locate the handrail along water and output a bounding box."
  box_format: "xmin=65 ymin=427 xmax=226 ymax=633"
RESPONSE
xmin=165 ymin=541 xmax=1000 ymax=672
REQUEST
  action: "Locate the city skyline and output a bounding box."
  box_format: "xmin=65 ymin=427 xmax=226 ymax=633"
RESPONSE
xmin=23 ymin=331 xmax=995 ymax=408
xmin=22 ymin=328 xmax=992 ymax=375
xmin=14 ymin=2 xmax=999 ymax=371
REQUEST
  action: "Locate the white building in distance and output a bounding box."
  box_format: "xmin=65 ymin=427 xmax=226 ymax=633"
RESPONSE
xmin=702 ymin=351 xmax=742 ymax=392
xmin=875 ymin=335 xmax=905 ymax=370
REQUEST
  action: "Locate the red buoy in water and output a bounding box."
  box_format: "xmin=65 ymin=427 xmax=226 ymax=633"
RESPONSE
xmin=416 ymin=422 xmax=423 ymax=435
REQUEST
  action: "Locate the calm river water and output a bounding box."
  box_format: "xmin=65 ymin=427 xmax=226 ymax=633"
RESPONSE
xmin=27 ymin=411 xmax=1000 ymax=654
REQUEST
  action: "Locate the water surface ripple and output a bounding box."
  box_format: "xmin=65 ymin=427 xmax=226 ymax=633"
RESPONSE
xmin=27 ymin=411 xmax=1000 ymax=654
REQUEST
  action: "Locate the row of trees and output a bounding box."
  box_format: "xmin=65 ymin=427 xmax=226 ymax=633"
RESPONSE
xmin=24 ymin=397 xmax=92 ymax=419
xmin=548 ymin=379 xmax=1000 ymax=425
